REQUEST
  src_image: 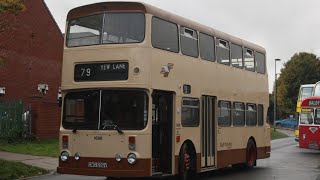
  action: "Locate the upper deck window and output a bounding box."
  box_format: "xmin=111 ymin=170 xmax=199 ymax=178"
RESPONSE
xmin=313 ymin=85 xmax=320 ymax=96
xmin=67 ymin=13 xmax=145 ymax=47
xmin=300 ymin=87 xmax=314 ymax=99
xmin=216 ymin=39 xmax=230 ymax=65
xmin=244 ymin=48 xmax=255 ymax=71
xmin=231 ymin=43 xmax=243 ymax=68
xmin=152 ymin=17 xmax=179 ymax=53
xmin=255 ymin=52 xmax=266 ymax=74
xmin=199 ymin=33 xmax=215 ymax=61
xmin=180 ymin=27 xmax=199 ymax=58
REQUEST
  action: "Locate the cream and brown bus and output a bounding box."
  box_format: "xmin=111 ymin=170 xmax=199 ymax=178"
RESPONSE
xmin=57 ymin=2 xmax=270 ymax=179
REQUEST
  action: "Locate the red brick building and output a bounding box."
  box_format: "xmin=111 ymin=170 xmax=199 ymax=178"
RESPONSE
xmin=0 ymin=0 xmax=63 ymax=138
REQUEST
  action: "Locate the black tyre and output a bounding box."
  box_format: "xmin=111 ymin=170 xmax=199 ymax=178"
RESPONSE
xmin=245 ymin=139 xmax=257 ymax=168
xmin=178 ymin=143 xmax=196 ymax=180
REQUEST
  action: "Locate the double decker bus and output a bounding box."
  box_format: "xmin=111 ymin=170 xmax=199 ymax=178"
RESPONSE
xmin=57 ymin=2 xmax=270 ymax=179
xmin=299 ymin=96 xmax=320 ymax=149
xmin=295 ymin=84 xmax=315 ymax=141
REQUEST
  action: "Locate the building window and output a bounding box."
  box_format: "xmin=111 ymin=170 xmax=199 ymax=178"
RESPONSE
xmin=180 ymin=26 xmax=199 ymax=58
xmin=199 ymin=33 xmax=215 ymax=61
xmin=246 ymin=104 xmax=257 ymax=126
xmin=216 ymin=39 xmax=230 ymax=65
xmin=231 ymin=43 xmax=243 ymax=68
xmin=218 ymin=101 xmax=231 ymax=126
xmin=255 ymin=52 xmax=266 ymax=74
xmin=152 ymin=17 xmax=179 ymax=53
xmin=244 ymin=48 xmax=255 ymax=71
xmin=181 ymin=98 xmax=200 ymax=127
xmin=233 ymin=102 xmax=245 ymax=126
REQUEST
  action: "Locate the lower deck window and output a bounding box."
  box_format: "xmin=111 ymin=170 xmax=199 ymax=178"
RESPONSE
xmin=246 ymin=104 xmax=257 ymax=126
xmin=218 ymin=101 xmax=231 ymax=126
xmin=181 ymin=98 xmax=200 ymax=127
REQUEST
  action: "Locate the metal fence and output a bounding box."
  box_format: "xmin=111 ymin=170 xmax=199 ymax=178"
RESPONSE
xmin=0 ymin=100 xmax=32 ymax=139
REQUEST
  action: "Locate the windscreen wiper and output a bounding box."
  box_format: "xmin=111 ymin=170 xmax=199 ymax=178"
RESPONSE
xmin=102 ymin=120 xmax=123 ymax=134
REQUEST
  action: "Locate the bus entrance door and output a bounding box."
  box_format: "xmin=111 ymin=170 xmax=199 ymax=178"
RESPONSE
xmin=201 ymin=96 xmax=216 ymax=167
xmin=152 ymin=91 xmax=173 ymax=175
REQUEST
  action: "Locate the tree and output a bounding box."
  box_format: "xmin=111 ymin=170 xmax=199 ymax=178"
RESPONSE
xmin=0 ymin=0 xmax=25 ymax=66
xmin=274 ymin=52 xmax=320 ymax=118
xmin=0 ymin=0 xmax=25 ymax=15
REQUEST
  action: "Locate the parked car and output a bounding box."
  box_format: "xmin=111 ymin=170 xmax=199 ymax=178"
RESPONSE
xmin=274 ymin=117 xmax=298 ymax=129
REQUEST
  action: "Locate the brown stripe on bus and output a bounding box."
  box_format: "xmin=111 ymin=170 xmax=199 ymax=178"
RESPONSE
xmin=58 ymin=157 xmax=151 ymax=177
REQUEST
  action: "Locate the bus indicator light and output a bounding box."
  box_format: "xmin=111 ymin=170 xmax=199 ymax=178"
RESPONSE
xmin=62 ymin=135 xmax=68 ymax=149
xmin=129 ymin=136 xmax=136 ymax=150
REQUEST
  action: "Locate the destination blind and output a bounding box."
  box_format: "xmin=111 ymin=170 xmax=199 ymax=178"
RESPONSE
xmin=74 ymin=62 xmax=128 ymax=81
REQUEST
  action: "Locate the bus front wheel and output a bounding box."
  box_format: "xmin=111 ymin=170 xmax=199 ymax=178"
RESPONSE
xmin=178 ymin=143 xmax=196 ymax=180
xmin=245 ymin=139 xmax=257 ymax=168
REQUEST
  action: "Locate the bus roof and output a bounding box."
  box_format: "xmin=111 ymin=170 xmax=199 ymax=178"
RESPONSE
xmin=67 ymin=1 xmax=265 ymax=54
xmin=301 ymin=96 xmax=320 ymax=107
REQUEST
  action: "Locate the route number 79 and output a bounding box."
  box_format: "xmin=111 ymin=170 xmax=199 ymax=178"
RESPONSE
xmin=81 ymin=68 xmax=91 ymax=77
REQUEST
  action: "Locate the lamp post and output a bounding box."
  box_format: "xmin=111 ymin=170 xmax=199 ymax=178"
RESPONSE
xmin=274 ymin=58 xmax=281 ymax=124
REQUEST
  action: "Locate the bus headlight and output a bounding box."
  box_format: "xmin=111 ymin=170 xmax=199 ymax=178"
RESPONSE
xmin=60 ymin=151 xmax=69 ymax=162
xmin=127 ymin=153 xmax=137 ymax=165
xmin=74 ymin=152 xmax=81 ymax=160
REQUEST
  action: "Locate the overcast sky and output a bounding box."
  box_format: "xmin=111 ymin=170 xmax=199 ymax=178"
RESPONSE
xmin=45 ymin=0 xmax=320 ymax=92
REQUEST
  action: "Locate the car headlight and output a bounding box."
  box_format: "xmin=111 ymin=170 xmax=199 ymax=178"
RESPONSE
xmin=60 ymin=151 xmax=69 ymax=162
xmin=127 ymin=153 xmax=137 ymax=165
xmin=74 ymin=152 xmax=81 ymax=160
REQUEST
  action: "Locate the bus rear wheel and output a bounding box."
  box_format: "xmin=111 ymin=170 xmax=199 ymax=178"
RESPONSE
xmin=245 ymin=139 xmax=256 ymax=168
xmin=178 ymin=143 xmax=196 ymax=180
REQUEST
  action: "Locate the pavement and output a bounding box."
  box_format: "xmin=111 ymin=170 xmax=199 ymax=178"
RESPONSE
xmin=0 ymin=128 xmax=295 ymax=177
xmin=0 ymin=151 xmax=58 ymax=171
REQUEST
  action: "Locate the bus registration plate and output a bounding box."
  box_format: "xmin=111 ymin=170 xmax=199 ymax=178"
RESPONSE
xmin=88 ymin=162 xmax=108 ymax=168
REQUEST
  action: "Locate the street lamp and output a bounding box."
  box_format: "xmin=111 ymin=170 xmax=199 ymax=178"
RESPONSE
xmin=274 ymin=58 xmax=281 ymax=124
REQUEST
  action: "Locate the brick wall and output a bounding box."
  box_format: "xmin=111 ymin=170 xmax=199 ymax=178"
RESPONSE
xmin=0 ymin=0 xmax=63 ymax=139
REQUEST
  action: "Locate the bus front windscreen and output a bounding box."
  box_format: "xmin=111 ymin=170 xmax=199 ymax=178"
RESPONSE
xmin=63 ymin=90 xmax=148 ymax=130
xmin=67 ymin=12 xmax=145 ymax=47
xmin=300 ymin=108 xmax=314 ymax=125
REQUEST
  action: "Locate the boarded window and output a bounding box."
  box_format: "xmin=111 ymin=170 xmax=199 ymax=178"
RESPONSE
xmin=199 ymin=33 xmax=215 ymax=61
xmin=231 ymin=43 xmax=243 ymax=68
xmin=233 ymin=102 xmax=245 ymax=126
xmin=255 ymin=52 xmax=266 ymax=74
xmin=152 ymin=17 xmax=179 ymax=53
xmin=246 ymin=104 xmax=257 ymax=126
xmin=218 ymin=101 xmax=231 ymax=126
xmin=180 ymin=27 xmax=199 ymax=58
xmin=216 ymin=39 xmax=230 ymax=65
xmin=244 ymin=48 xmax=255 ymax=71
xmin=181 ymin=98 xmax=200 ymax=127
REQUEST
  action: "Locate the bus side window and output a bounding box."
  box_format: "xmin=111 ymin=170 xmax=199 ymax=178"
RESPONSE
xmin=244 ymin=48 xmax=255 ymax=71
xmin=216 ymin=39 xmax=230 ymax=65
xmin=218 ymin=100 xmax=231 ymax=126
xmin=180 ymin=26 xmax=199 ymax=58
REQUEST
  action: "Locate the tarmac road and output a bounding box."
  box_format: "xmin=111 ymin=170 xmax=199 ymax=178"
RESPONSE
xmin=32 ymin=137 xmax=320 ymax=180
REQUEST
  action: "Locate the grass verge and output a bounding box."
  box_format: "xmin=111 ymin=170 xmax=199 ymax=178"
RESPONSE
xmin=271 ymin=129 xmax=289 ymax=140
xmin=0 ymin=139 xmax=58 ymax=157
xmin=0 ymin=159 xmax=48 ymax=180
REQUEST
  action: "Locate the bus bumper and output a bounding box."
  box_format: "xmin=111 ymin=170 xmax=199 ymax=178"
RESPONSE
xmin=57 ymin=157 xmax=151 ymax=177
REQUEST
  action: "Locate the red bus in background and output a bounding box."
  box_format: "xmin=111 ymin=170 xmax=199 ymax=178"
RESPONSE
xmin=299 ymin=96 xmax=320 ymax=149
